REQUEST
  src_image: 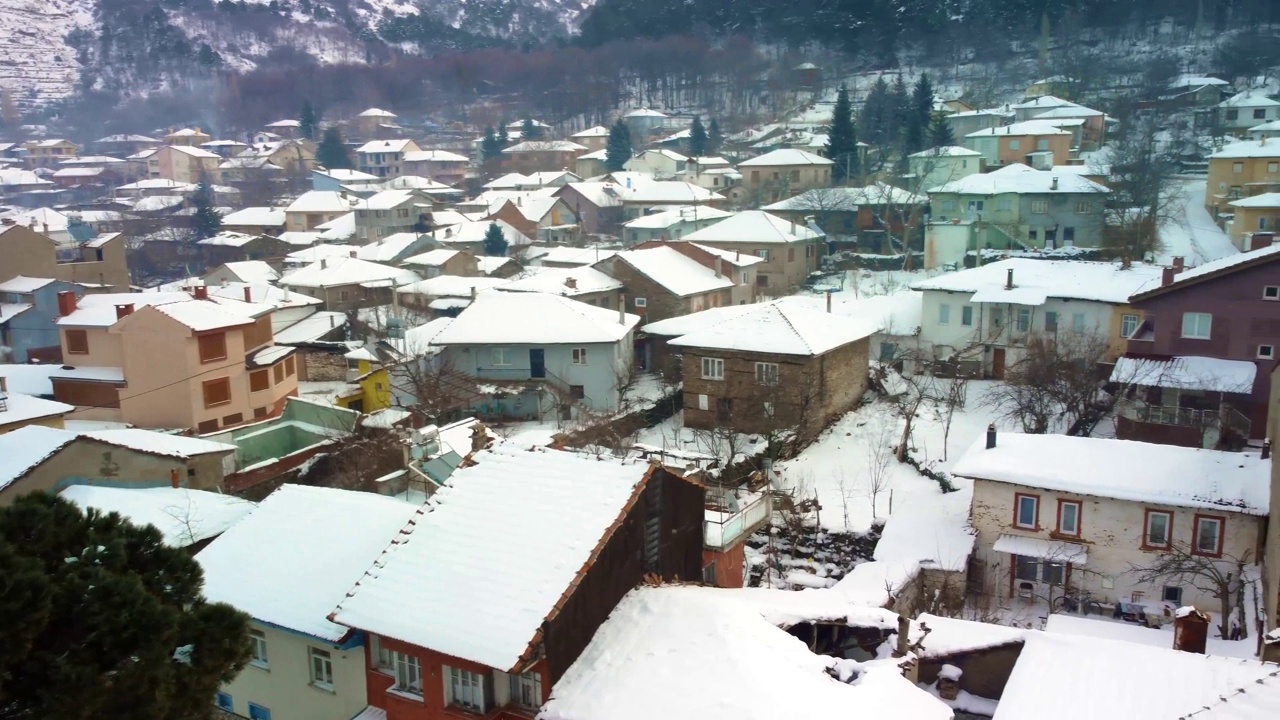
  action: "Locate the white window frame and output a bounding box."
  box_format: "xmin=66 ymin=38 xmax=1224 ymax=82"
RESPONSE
xmin=1263 ymin=286 xmax=1279 ymax=301
xmin=1014 ymin=308 xmax=1032 ymax=333
xmin=1075 ymin=201 xmax=1092 ymax=213
xmin=1181 ymin=312 xmax=1212 ymax=340
xmin=571 ymin=348 xmax=588 ymax=365
xmin=1031 ymin=200 xmax=1048 ymax=214
xmin=446 ymin=666 xmax=487 ymax=712
xmin=249 ymin=629 xmax=268 ymax=669
xmin=701 ymin=357 xmax=724 ymax=380
xmin=309 ymin=647 xmax=334 ymax=690
xmin=633 ymin=296 xmax=647 ymax=308
xmin=755 ymin=362 xmax=779 ymax=385
xmin=392 ymin=651 xmax=422 ymax=695
xmin=938 ymin=302 xmax=951 ymax=325
xmin=511 ymin=671 xmax=543 ymax=709
xmin=1232 ymin=162 xmax=1244 ymax=174
xmin=1057 ymin=500 xmax=1081 ymax=537
xmin=491 ymin=348 xmax=512 ymax=366
xmin=754 ymin=249 xmax=770 ymax=261
xmin=1259 ymin=344 xmax=1276 ymax=360
xmin=1121 ymin=313 xmax=1139 ymax=338
xmin=1144 ymin=510 xmax=1172 ymax=549
xmin=1072 ymin=313 xmax=1086 ymax=333
xmin=697 ymin=393 xmax=708 ymax=411
xmin=1015 ymin=494 xmax=1039 ymax=530
xmin=1194 ymin=516 xmax=1224 ymax=556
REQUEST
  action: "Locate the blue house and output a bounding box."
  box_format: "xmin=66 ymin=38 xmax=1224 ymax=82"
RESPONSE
xmin=0 ymin=277 xmax=87 ymax=362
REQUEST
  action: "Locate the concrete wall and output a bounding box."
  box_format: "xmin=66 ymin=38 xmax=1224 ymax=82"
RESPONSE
xmin=970 ymin=477 xmax=1265 ymax=609
xmin=0 ymin=439 xmax=227 ymax=505
xmin=220 ymin=623 xmax=369 ymax=720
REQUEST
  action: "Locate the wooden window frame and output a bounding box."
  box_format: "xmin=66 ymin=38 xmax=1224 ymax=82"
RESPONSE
xmin=273 ymin=363 xmax=285 ymax=384
xmin=1013 ymin=492 xmax=1040 ymax=530
xmin=198 ymin=332 xmax=228 ymax=364
xmin=202 ymin=377 xmax=232 ymax=408
xmin=1055 ymin=499 xmax=1082 ymax=538
xmin=1142 ymin=509 xmax=1172 ymax=550
xmin=65 ymin=329 xmax=89 ymax=354
xmin=1192 ymin=514 xmax=1225 ymax=558
xmin=249 ymin=369 xmax=270 ymax=392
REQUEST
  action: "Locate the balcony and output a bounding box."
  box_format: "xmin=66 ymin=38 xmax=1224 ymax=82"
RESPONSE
xmin=704 ymin=490 xmax=770 ymax=550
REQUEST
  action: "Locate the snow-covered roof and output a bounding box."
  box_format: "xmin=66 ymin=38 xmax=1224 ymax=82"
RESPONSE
xmin=1031 ymin=104 xmax=1104 ymax=119
xmin=197 ymin=231 xmax=259 ymax=248
xmin=1169 ymin=75 xmax=1229 ymax=89
xmin=0 ymin=276 xmax=57 ymax=293
xmin=166 ymin=145 xmax=220 ymax=159
xmin=314 ymin=168 xmax=379 ymax=182
xmin=952 ymin=432 xmax=1270 ymax=515
xmin=668 ymin=301 xmax=876 ymax=356
xmin=399 ymin=275 xmax=507 ymax=298
xmin=61 ymin=486 xmax=254 ymax=547
xmin=220 ymin=206 xmax=286 ymax=227
xmin=0 ymin=303 xmax=32 ymax=323
xmin=198 ymin=485 xmax=418 ymax=642
xmin=1229 ymin=191 xmax=1280 ymax=208
xmin=331 ymin=445 xmax=656 ymax=671
xmin=58 ymin=291 xmax=194 ymax=327
xmin=476 ymin=256 xmax=518 ymax=275
xmin=502 ymin=140 xmax=587 ymax=153
xmin=965 ymin=120 xmax=1072 ymax=137
xmin=498 ymin=266 xmax=622 ymax=296
xmin=571 ymin=125 xmax=609 ymax=137
xmin=541 ymin=586 xmax=949 ymax=720
xmin=401 ymin=248 xmax=460 ymax=267
xmin=614 ymin=178 xmax=723 ymax=204
xmin=683 ymin=210 xmax=823 ymax=244
xmin=402 ymin=149 xmax=468 ymax=163
xmin=215 ymin=260 xmax=280 ymax=285
xmin=279 ymin=257 xmax=420 ymax=289
xmin=285 ymin=190 xmax=350 ymax=214
xmin=358 ymin=108 xmax=397 ymax=118
xmin=687 ymin=242 xmax=766 ymax=267
xmin=929 ymin=163 xmax=1108 ymax=194
xmin=86 ymin=428 xmax=237 ymax=457
xmin=623 ymin=205 xmax=734 ymax=229
xmin=1209 ymin=139 xmax=1280 ymax=159
xmin=908 ymin=145 xmax=982 ymax=158
xmin=132 ymin=195 xmax=186 ymax=212
xmin=1111 ymin=356 xmax=1257 ymax=393
xmin=763 ymin=183 xmax=928 ymax=210
xmin=149 ymin=298 xmax=262 ymax=331
xmin=0 ymin=426 xmax=79 ymax=490
xmin=910 ymin=259 xmax=1162 ymax=304
xmin=431 ymin=220 xmax=534 ymax=247
xmin=273 ymin=311 xmax=347 ymax=344
xmin=738 ymin=148 xmax=834 ymax=167
xmin=1011 ymin=94 xmax=1075 ymax=110
xmin=433 ymin=291 xmax=638 ymax=345
xmin=356 ymin=139 xmax=417 ymax=154
xmin=1219 ymin=90 xmax=1280 ymax=109
xmin=355 ymin=233 xmax=428 ymax=263
xmin=1136 ymin=243 xmax=1280 ymax=296
xmin=623 ymin=108 xmax=668 ymax=118
xmin=614 ymin=246 xmax=735 ymax=297
xmin=0 ymin=391 xmax=73 ymax=426
xmin=284 ymin=244 xmax=359 ymax=264
xmin=317 ymin=212 xmax=356 ymax=241
xmin=534 ymin=246 xmax=618 ymax=265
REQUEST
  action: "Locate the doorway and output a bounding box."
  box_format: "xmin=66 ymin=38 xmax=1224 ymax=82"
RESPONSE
xmin=529 ymin=349 xmax=546 ymax=379
xmin=991 ymin=348 xmax=1006 ymax=380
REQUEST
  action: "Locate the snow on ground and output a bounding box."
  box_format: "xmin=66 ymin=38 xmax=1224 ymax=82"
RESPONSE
xmin=1044 ymin=613 xmax=1258 ymax=660
xmin=632 ymin=411 xmax=771 ymax=468
xmin=1157 ymin=179 xmax=1239 ymax=267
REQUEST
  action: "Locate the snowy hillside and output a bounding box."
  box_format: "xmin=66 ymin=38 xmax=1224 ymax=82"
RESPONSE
xmin=0 ymin=0 xmax=95 ymax=107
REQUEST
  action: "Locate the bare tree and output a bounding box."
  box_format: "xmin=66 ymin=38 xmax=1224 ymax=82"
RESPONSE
xmin=864 ymin=419 xmax=894 ymax=520
xmin=938 ymin=370 xmax=970 ymax=461
xmin=982 ymin=331 xmax=1111 ymax=435
xmin=390 ymin=351 xmax=476 ymax=424
xmin=1096 ymin=111 xmax=1180 ymax=266
xmin=1129 ymin=542 xmax=1254 ymax=640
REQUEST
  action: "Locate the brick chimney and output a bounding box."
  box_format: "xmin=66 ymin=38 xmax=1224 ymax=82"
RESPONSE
xmin=193 ymin=285 xmax=208 ymax=300
xmin=56 ymin=290 xmax=78 ymax=316
xmin=564 ymin=276 xmax=578 ymax=290
xmin=1250 ymin=232 xmax=1275 ymax=251
xmin=1173 ymin=607 xmax=1210 ymax=654
xmin=1162 ymin=267 xmax=1176 ymax=286
xmin=1172 ymin=256 xmax=1185 ymax=273
xmin=114 ymin=303 xmax=134 ymax=320
xmin=170 ymin=468 xmax=180 ymax=489
xmin=243 ymin=286 xmax=253 ymax=302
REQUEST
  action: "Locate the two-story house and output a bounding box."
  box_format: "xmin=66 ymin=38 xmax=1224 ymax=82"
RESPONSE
xmin=501 ymin=141 xmax=588 ymax=175
xmin=1226 ymin=193 xmax=1280 ymax=250
xmin=286 ymin=191 xmax=352 ymax=232
xmin=593 ymin=245 xmax=737 ymax=324
xmin=956 ymin=429 xmax=1269 ymax=616
xmin=402 ymin=150 xmax=469 ymax=186
xmin=152 ymin=145 xmax=221 ymax=183
xmin=431 ymin=291 xmax=640 ymax=418
xmin=1218 ymin=90 xmax=1280 ymax=136
xmin=164 ymin=128 xmax=213 ymax=146
xmin=0 ymin=276 xmax=90 ymax=362
xmin=737 ymin=149 xmax=834 ymax=203
xmin=1206 ymin=140 xmax=1280 ymax=215
xmin=925 ymin=163 xmax=1109 ymax=265
xmin=964 ymin=121 xmax=1073 ymax=168
xmin=624 ymin=149 xmax=688 ymax=179
xmin=683 ymin=210 xmax=825 ymax=294
xmin=21 ymin=139 xmax=78 ymax=169
xmin=279 ymin=256 xmax=421 ymax=312
xmin=1116 ymin=245 xmax=1280 ymax=447
xmin=329 ymin=443 xmax=703 ymax=720
xmin=911 ymin=259 xmax=1163 ymax=377
xmin=568 ymin=125 xmax=609 ymax=152
xmin=907 ymin=146 xmax=983 ymax=194
xmin=199 ymin=484 xmax=420 ymax=720
xmin=356 ymin=108 xmax=399 ymax=139
xmin=358 ymin=139 xmax=422 ymax=178
xmin=0 ymin=222 xmax=131 ymax=290
xmin=354 ymin=190 xmax=429 ymax=243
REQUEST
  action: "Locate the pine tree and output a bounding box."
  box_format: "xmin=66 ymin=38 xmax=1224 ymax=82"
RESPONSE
xmin=825 ymin=84 xmax=859 ymax=184
xmin=928 ymin=115 xmax=956 ymax=148
xmin=890 ymin=74 xmax=910 ymax=153
xmin=904 ymin=73 xmax=933 ymax=156
xmin=708 ymin=118 xmax=722 ymax=155
xmin=480 ymin=126 xmax=504 ymax=163
xmin=191 ymin=173 xmax=221 ymax=240
xmin=482 ymin=222 xmax=509 ymax=256
xmin=316 ymin=127 xmax=354 ymax=169
xmin=299 ymin=100 xmax=319 ymax=141
xmin=859 ymin=77 xmax=893 ymax=160
xmin=688 ymin=116 xmax=708 ymax=158
xmin=520 ymin=117 xmax=544 ymax=140
xmin=0 ymin=493 xmax=251 ymax=719
xmin=605 ymin=120 xmax=632 ymax=172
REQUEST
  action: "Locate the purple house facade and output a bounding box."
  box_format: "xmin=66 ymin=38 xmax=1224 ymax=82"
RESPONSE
xmin=1115 ymin=246 xmax=1280 ymax=448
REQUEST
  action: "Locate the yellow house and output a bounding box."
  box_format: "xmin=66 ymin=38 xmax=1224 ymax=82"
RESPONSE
xmin=1226 ymin=192 xmax=1280 ymax=250
xmin=341 ymin=348 xmax=393 ymax=413
xmin=1206 ymin=140 xmax=1280 ymax=215
xmin=1107 ymin=305 xmax=1145 ymax=360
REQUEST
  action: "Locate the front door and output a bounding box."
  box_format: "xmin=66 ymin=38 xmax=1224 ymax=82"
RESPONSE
xmin=529 ymin=349 xmax=546 ymax=379
xmin=991 ymin=348 xmax=1006 ymax=380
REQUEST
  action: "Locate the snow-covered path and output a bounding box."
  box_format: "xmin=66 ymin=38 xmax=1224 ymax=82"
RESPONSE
xmin=1155 ymin=179 xmax=1238 ymax=266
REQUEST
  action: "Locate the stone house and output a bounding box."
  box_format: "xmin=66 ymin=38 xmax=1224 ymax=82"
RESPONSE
xmin=672 ymin=302 xmax=874 ymax=439
xmin=682 ymin=210 xmax=825 ymax=294
xmin=956 ymin=430 xmax=1269 ymax=614
xmin=737 ymin=149 xmax=834 ymax=204
xmin=593 ymin=245 xmax=738 ymax=325
xmin=1206 ymin=140 xmax=1280 ymax=215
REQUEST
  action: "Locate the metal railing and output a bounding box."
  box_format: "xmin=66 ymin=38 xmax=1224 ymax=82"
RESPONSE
xmin=1134 ymin=404 xmax=1219 ymax=428
xmin=704 ymin=493 xmax=770 ymax=549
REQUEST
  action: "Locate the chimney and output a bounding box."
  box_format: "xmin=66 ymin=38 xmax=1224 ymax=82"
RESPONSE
xmin=826 ymin=291 xmax=832 ymax=313
xmin=0 ymin=217 xmax=14 ymax=225
xmin=470 ymin=422 xmax=489 ymax=453
xmin=243 ymin=286 xmax=252 ymax=303
xmin=114 ymin=303 xmax=134 ymax=320
xmin=1173 ymin=607 xmax=1210 ymax=654
xmin=0 ymin=377 xmax=7 ymax=392
xmin=1250 ymin=232 xmax=1275 ymax=251
xmin=56 ymin=290 xmax=78 ymax=316
xmin=619 ymin=294 xmax=627 ymax=323
xmin=1262 ymin=439 xmax=1271 ymax=460
xmin=714 ymin=256 xmax=723 ymax=278
xmin=936 ymin=665 xmax=962 ymax=701
xmin=193 ymin=285 xmax=208 ymax=300
xmin=349 ymin=249 xmax=358 ymax=258
xmin=170 ymin=468 xmax=180 ymax=489
xmin=1172 ymin=256 xmax=1185 ymax=273
xmin=1050 ymin=176 xmax=1058 ymax=191
xmin=320 ymin=258 xmax=328 ymax=269
xmin=564 ymin=276 xmax=578 ymax=290
xmin=470 ymin=285 xmax=478 ymax=301
xmin=1006 ymin=268 xmax=1014 ymax=289
xmin=1162 ymin=267 xmax=1175 ymax=286
xmin=986 ymin=423 xmax=997 ymax=449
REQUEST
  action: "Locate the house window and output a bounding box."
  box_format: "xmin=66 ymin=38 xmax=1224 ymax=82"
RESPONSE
xmin=1193 ymin=515 xmax=1224 ymax=556
xmin=572 ymin=348 xmax=588 ymax=365
xmin=1072 ymin=313 xmax=1086 ymax=333
xmin=961 ymin=306 xmax=974 ymax=327
xmin=215 ymin=693 xmax=233 ymax=712
xmin=1044 ymin=311 xmax=1058 ymax=332
xmin=1269 ymin=162 xmax=1280 ymax=174
xmin=1232 ymin=161 xmax=1244 ymax=174
xmin=754 ymin=249 xmax=770 ymax=262
xmin=203 ymin=378 xmax=232 ymax=408
xmin=1041 ymin=561 xmax=1065 ymax=586
xmin=967 ymin=200 xmax=985 ymax=213
xmin=1014 ymin=308 xmax=1032 ymax=333
xmin=757 ymin=275 xmax=769 ymax=288
xmin=392 ymin=652 xmax=422 ymax=695
xmin=1263 ymin=286 xmax=1279 ymax=300
xmin=938 ymin=303 xmax=951 ymax=325
xmin=1144 ymin=510 xmax=1172 ymax=549
xmin=248 ymin=703 xmax=271 ymax=720
xmin=248 ymin=629 xmax=268 ymax=668
xmin=941 ymin=199 xmax=957 ymax=211
xmin=740 ymin=272 xmax=749 ymax=284
xmin=1163 ymin=586 xmax=1183 ymax=604
xmin=1056 ymin=500 xmax=1081 ymax=537
xmin=634 ymin=297 xmax=647 ymax=308
xmin=997 ymin=196 xmax=1012 ymax=211
xmin=879 ymin=342 xmax=897 ymax=362
xmin=697 ymin=393 xmax=708 ymax=411
xmin=285 ymin=355 xmax=296 ymax=377
xmin=1254 ymin=108 xmax=1267 ymax=119
xmin=447 ymin=666 xmax=488 ymax=712
xmin=1226 ymin=109 xmax=1239 ymax=121
xmin=1075 ymin=201 xmax=1092 ymax=213
xmin=249 ymin=369 xmax=269 ymax=392
xmin=65 ymin=329 xmax=89 ymax=354
xmin=570 ymin=385 xmax=585 ymax=399
xmin=1181 ymin=312 xmax=1212 ymax=339
xmin=1031 ymin=200 xmax=1048 ymax=214
xmin=1009 ymin=139 xmax=1021 ymax=150
xmin=1014 ymin=555 xmax=1039 ymax=581
xmin=1062 ymin=226 xmax=1075 ymax=244
xmin=309 ymin=648 xmax=334 ymax=690
xmin=273 ymin=363 xmax=285 ymax=384
xmin=510 ymin=671 xmax=543 ymax=709
xmin=1120 ymin=313 xmax=1139 ymax=338
xmin=787 ymin=247 xmax=796 ymax=262
xmin=990 ymin=307 xmax=1004 ymax=328
xmin=1259 ymin=344 xmax=1276 ymax=359
xmin=1014 ymin=493 xmax=1039 ymax=529
xmin=701 ymin=357 xmax=724 ymax=380
xmin=755 ymin=362 xmax=779 ymax=385
xmin=492 ymin=348 xmax=511 ymax=366
xmin=198 ymin=333 xmax=227 ymax=363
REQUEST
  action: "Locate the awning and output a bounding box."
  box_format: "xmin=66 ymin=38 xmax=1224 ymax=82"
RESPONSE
xmin=1110 ymin=356 xmax=1256 ymax=393
xmin=969 ymin=286 xmax=1049 ymax=306
xmin=994 ymin=534 xmax=1088 ymax=565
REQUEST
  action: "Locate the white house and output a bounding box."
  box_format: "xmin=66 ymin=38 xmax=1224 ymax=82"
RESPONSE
xmin=907 ymin=146 xmax=983 ymax=192
xmin=909 ymin=259 xmax=1162 ymax=376
xmin=624 ymin=149 xmax=688 ymax=179
xmin=197 ymin=484 xmax=420 ymax=720
xmin=954 ymin=430 xmax=1269 ymax=617
xmin=1219 ymin=90 xmax=1280 ymax=135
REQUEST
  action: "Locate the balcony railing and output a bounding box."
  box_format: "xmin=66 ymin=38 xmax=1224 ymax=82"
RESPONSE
xmin=704 ymin=492 xmax=770 ymax=549
xmin=1133 ymin=404 xmax=1219 ymax=428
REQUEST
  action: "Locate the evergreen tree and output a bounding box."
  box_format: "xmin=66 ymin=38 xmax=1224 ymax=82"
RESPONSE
xmin=824 ymin=84 xmax=859 ymax=184
xmin=316 ymin=127 xmax=353 ymax=169
xmin=928 ymin=115 xmax=956 ymax=148
xmin=0 ymin=493 xmax=251 ymax=719
xmin=707 ymin=118 xmax=722 ymax=155
xmin=605 ymin=120 xmax=632 ymax=172
xmin=482 ymin=222 xmax=509 ymax=256
xmin=299 ymin=100 xmax=319 ymax=141
xmin=890 ymin=74 xmax=911 ymax=154
xmin=858 ymin=77 xmax=894 ymax=166
xmin=480 ymin=126 xmax=504 ymax=163
xmin=520 ymin=117 xmax=544 ymax=140
xmin=904 ymin=73 xmax=933 ymax=156
xmin=191 ymin=173 xmax=221 ymax=241
xmin=688 ymin=116 xmax=708 ymax=157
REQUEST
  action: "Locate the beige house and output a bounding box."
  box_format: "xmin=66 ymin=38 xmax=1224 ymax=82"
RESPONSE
xmin=570 ymin=125 xmax=610 ymax=152
xmin=285 ymin=191 xmax=351 ymax=232
xmin=501 ymin=140 xmax=588 ymax=175
xmin=683 ymin=210 xmax=825 ymax=294
xmin=964 ymin=121 xmax=1073 ymax=169
xmin=355 ymin=108 xmax=399 ymax=139
xmin=1207 ymin=140 xmax=1280 ymax=215
xmin=1226 ymin=193 xmax=1280 ymax=250
xmin=357 ymin=139 xmax=421 ymax=178
xmin=738 ymin=149 xmax=834 ymax=203
xmin=0 ymin=223 xmax=131 ymax=289
xmin=151 ymin=145 xmax=221 ymax=183
xmin=22 ymin=139 xmax=79 ymax=169
xmin=402 ymin=149 xmax=469 ymax=185
xmin=955 ymin=431 xmax=1269 ymax=615
xmin=165 ymin=128 xmax=214 ymax=147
